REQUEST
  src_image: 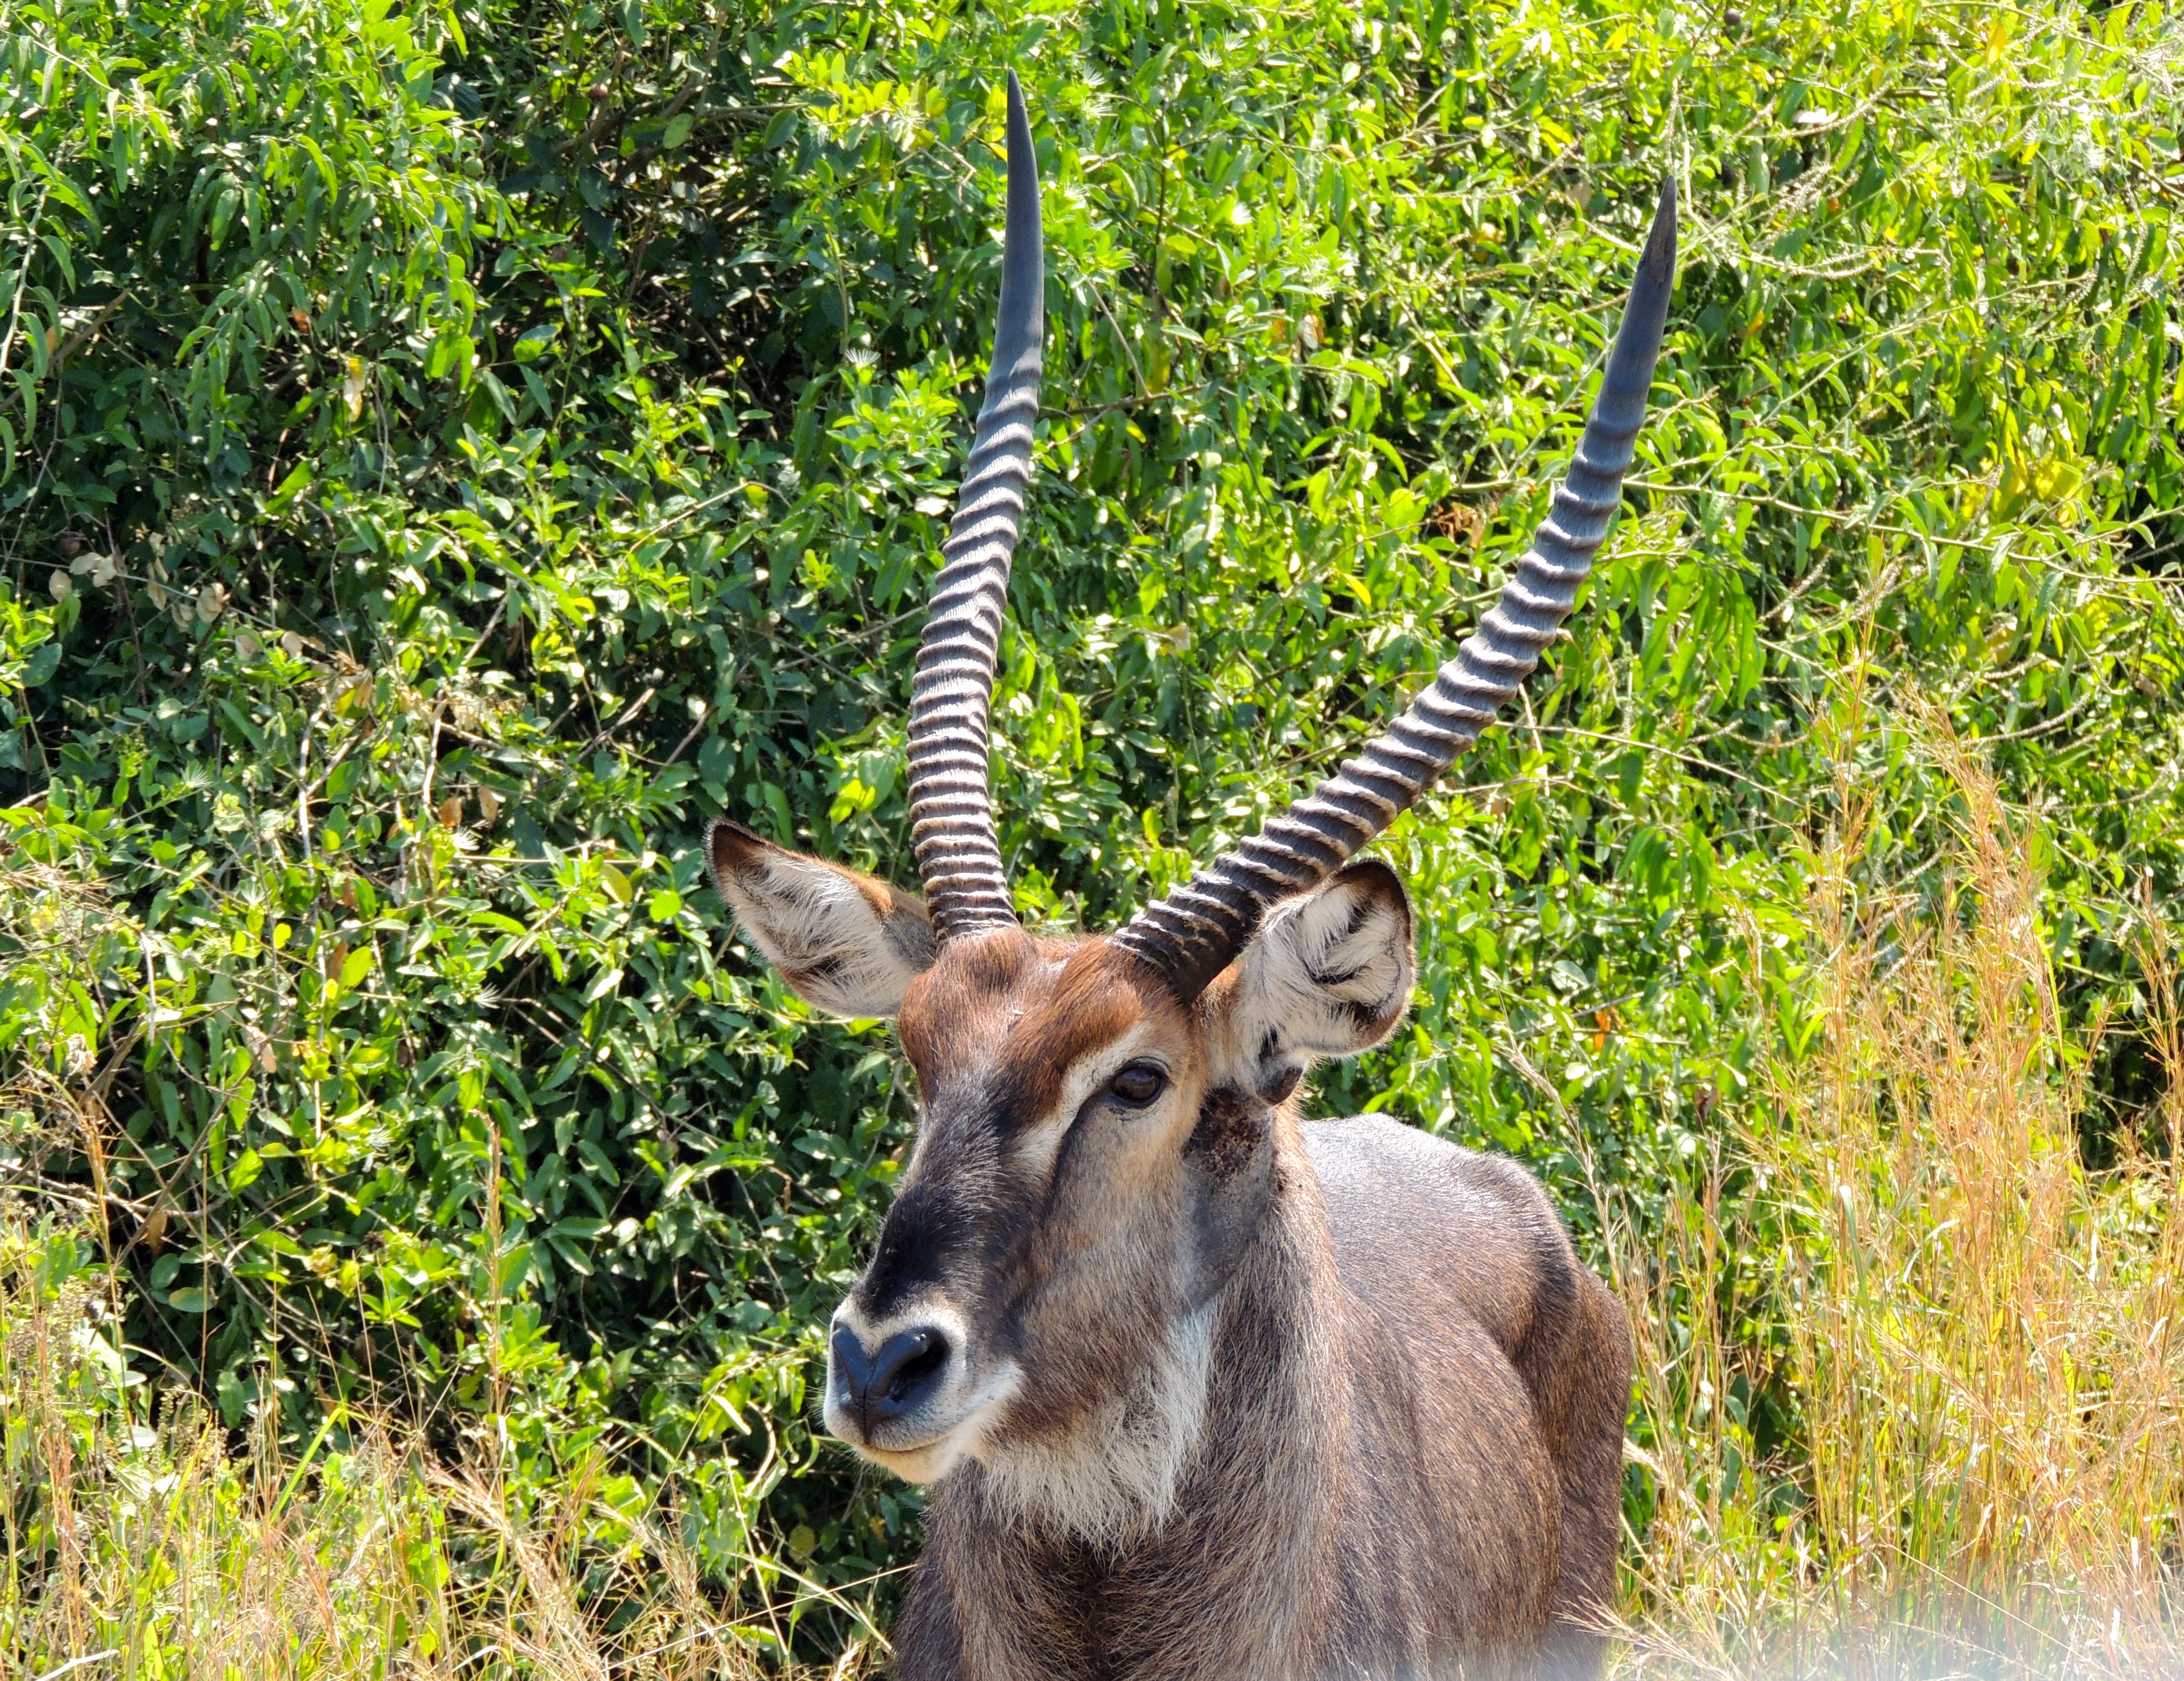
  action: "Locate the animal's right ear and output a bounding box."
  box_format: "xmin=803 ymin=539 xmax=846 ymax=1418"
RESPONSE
xmin=705 ymin=819 xmax=936 ymax=1018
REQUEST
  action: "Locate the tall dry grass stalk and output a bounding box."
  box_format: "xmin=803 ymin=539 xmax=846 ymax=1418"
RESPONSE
xmin=0 ymin=1225 xmax=883 ymax=1680
xmin=1613 ymin=712 xmax=2184 ymax=1677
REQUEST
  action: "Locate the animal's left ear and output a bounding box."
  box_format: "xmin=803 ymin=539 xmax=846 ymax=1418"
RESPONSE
xmin=1224 ymin=859 xmax=1416 ymax=1096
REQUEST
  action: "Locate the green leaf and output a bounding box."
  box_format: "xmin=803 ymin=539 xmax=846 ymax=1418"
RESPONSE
xmin=513 ymin=323 xmax=560 ymax=362
xmin=227 ymin=1148 xmax=264 ymax=1192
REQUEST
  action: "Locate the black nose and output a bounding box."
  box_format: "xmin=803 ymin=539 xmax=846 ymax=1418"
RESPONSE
xmin=831 ymin=1323 xmax=952 ymax=1434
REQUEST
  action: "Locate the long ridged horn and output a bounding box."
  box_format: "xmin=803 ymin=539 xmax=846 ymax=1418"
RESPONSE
xmin=1113 ymin=179 xmax=1678 ymax=1001
xmin=906 ymin=71 xmax=1045 ymax=943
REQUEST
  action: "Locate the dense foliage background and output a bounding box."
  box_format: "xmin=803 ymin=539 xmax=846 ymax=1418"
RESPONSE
xmin=3 ymin=0 xmax=2181 ymax=1664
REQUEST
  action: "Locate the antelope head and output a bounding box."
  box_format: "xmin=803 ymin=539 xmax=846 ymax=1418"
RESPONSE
xmin=705 ymin=75 xmax=1675 ymax=1535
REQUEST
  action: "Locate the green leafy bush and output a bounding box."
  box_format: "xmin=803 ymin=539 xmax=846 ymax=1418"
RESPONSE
xmin=3 ymin=0 xmax=2180 ymax=1661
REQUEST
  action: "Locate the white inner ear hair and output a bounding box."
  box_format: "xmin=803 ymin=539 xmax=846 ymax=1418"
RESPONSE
xmin=1237 ymin=880 xmax=1413 ymax=1063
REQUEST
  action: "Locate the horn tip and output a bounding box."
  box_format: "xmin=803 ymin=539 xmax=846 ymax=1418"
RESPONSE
xmin=1643 ymin=175 xmax=1678 ymax=286
xmin=1002 ymin=69 xmax=1037 ymax=195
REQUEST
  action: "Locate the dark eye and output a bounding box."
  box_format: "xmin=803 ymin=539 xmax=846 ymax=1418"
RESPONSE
xmin=1108 ymin=1061 xmax=1167 ymax=1106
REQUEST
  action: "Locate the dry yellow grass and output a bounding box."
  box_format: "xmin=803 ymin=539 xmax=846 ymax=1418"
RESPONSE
xmin=1610 ymin=704 xmax=2184 ymax=1678
xmin=0 ymin=1245 xmax=885 ymax=1680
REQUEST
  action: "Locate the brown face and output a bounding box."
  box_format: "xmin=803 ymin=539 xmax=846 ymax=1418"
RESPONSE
xmin=823 ymin=930 xmax=1234 ymax=1486
xmin=706 ymin=823 xmax=1417 ymax=1514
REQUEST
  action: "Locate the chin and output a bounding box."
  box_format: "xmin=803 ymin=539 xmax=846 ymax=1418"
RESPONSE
xmin=853 ymin=1432 xmax=979 ymax=1484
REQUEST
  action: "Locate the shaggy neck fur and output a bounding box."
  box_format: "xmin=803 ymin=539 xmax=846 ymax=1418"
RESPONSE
xmin=972 ymin=1295 xmax=1220 ymax=1546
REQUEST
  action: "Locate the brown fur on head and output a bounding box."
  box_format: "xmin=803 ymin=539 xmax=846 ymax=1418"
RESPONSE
xmin=705 ymin=819 xmax=1416 ymax=1538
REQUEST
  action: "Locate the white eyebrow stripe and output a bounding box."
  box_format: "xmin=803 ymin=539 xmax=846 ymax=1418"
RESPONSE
xmin=1013 ymin=1021 xmax=1160 ymax=1181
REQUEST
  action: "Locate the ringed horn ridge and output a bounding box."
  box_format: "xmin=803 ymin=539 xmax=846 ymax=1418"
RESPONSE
xmin=905 ymin=70 xmax=1045 ymax=944
xmin=1112 ymin=180 xmax=1680 ymax=1002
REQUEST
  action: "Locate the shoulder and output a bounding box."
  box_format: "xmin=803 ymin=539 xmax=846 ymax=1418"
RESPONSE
xmin=1300 ymin=1114 xmax=1583 ymax=1364
xmin=1302 ymin=1113 xmax=1556 ymax=1220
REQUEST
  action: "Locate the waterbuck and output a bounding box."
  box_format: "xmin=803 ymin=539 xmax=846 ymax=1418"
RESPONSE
xmin=705 ymin=74 xmax=1675 ymax=1681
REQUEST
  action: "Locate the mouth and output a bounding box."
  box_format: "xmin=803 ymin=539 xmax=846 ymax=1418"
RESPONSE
xmin=826 ymin=1362 xmax=1021 ymax=1484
